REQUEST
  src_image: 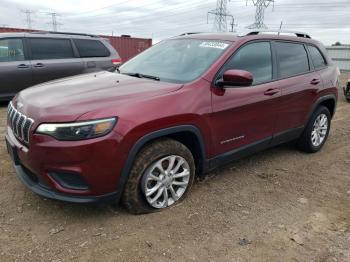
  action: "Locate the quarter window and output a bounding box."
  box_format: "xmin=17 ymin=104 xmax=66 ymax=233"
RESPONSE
xmin=220 ymin=41 xmax=272 ymax=85
xmin=275 ymin=42 xmax=309 ymax=78
xmin=29 ymin=38 xmax=74 ymax=60
xmin=73 ymin=39 xmax=110 ymax=57
xmin=307 ymin=45 xmax=327 ymax=69
xmin=0 ymin=38 xmax=25 ymax=62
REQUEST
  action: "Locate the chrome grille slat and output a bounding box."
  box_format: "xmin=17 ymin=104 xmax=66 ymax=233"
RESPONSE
xmin=7 ymin=102 xmax=34 ymax=144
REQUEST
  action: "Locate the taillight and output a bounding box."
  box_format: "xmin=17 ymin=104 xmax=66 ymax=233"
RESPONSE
xmin=112 ymin=59 xmax=122 ymax=65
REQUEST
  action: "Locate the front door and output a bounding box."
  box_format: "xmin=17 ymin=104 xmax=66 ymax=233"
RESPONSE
xmin=0 ymin=38 xmax=33 ymax=98
xmin=211 ymin=41 xmax=280 ymax=156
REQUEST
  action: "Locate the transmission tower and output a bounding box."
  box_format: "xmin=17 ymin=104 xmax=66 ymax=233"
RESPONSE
xmin=247 ymin=0 xmax=274 ymax=29
xmin=47 ymin=12 xmax=62 ymax=31
xmin=207 ymin=0 xmax=234 ymax=32
xmin=21 ymin=9 xmax=35 ymax=29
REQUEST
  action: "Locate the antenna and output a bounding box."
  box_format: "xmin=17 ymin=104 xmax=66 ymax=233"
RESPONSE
xmin=207 ymin=0 xmax=235 ymax=32
xmin=247 ymin=0 xmax=274 ymax=29
xmin=278 ymin=20 xmax=283 ymax=34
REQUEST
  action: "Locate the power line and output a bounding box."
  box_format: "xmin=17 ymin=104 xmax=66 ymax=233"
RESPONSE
xmin=21 ymin=9 xmax=35 ymax=29
xmin=207 ymin=0 xmax=235 ymax=32
xmin=247 ymin=0 xmax=274 ymax=29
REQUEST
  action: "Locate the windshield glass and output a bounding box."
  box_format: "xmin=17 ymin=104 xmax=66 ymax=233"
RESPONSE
xmin=119 ymin=39 xmax=231 ymax=83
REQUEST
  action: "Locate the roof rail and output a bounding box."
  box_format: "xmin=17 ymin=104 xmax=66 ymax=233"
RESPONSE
xmin=247 ymin=30 xmax=311 ymax=39
xmin=28 ymin=31 xmax=98 ymax=37
xmin=178 ymin=32 xmax=202 ymax=36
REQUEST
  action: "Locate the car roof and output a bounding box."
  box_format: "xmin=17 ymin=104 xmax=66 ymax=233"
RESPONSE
xmin=173 ymin=31 xmax=320 ymax=45
xmin=0 ymin=32 xmax=102 ymax=40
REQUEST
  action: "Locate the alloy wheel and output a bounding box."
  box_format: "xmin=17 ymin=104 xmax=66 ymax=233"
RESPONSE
xmin=142 ymin=155 xmax=190 ymax=209
xmin=311 ymin=113 xmax=328 ymax=147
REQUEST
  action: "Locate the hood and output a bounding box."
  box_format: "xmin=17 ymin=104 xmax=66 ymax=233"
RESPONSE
xmin=15 ymin=71 xmax=183 ymax=122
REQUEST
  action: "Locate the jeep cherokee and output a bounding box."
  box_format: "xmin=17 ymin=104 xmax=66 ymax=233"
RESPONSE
xmin=5 ymin=31 xmax=338 ymax=214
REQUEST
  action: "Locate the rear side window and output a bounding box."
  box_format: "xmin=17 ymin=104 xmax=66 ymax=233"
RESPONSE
xmin=29 ymin=38 xmax=74 ymax=60
xmin=307 ymin=45 xmax=327 ymax=69
xmin=221 ymin=41 xmax=272 ymax=85
xmin=275 ymin=42 xmax=309 ymax=78
xmin=0 ymin=38 xmax=25 ymax=62
xmin=73 ymin=39 xmax=110 ymax=57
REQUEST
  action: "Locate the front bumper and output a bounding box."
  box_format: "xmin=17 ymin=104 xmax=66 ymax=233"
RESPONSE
xmin=12 ymin=164 xmax=118 ymax=204
xmin=5 ymin=126 xmax=126 ymax=204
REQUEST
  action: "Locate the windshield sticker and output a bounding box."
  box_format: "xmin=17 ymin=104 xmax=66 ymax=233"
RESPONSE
xmin=199 ymin=42 xmax=229 ymax=50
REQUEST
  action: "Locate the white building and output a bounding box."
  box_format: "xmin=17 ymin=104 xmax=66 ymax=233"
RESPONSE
xmin=326 ymin=45 xmax=350 ymax=72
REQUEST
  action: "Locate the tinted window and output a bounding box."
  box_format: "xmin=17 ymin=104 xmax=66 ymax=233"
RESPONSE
xmin=275 ymin=42 xmax=309 ymax=78
xmin=30 ymin=38 xmax=74 ymax=59
xmin=221 ymin=41 xmax=272 ymax=85
xmin=0 ymin=38 xmax=25 ymax=62
xmin=73 ymin=39 xmax=110 ymax=57
xmin=308 ymin=45 xmax=327 ymax=69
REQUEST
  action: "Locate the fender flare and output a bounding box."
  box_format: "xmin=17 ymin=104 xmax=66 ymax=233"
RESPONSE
xmin=115 ymin=125 xmax=207 ymax=202
xmin=305 ymin=94 xmax=337 ymax=124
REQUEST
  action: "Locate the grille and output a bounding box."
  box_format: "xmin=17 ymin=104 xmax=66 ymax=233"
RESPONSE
xmin=7 ymin=102 xmax=34 ymax=144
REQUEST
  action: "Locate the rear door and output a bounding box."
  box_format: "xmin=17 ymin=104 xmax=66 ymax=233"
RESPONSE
xmin=28 ymin=37 xmax=85 ymax=85
xmin=72 ymin=39 xmax=116 ymax=72
xmin=272 ymin=41 xmax=323 ymax=136
xmin=211 ymin=41 xmax=280 ymax=156
xmin=0 ymin=37 xmax=33 ymax=97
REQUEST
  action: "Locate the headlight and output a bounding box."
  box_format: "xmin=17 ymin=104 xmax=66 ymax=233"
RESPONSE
xmin=36 ymin=118 xmax=117 ymax=141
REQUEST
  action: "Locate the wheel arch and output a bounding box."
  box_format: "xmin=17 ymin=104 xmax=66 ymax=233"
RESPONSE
xmin=115 ymin=125 xmax=208 ymax=202
xmin=307 ymin=95 xmax=337 ymax=123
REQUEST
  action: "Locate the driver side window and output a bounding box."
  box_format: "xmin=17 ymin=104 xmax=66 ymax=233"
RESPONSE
xmin=221 ymin=41 xmax=272 ymax=85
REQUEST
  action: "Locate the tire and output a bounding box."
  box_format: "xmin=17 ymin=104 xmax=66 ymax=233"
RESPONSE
xmin=297 ymin=106 xmax=331 ymax=153
xmin=121 ymin=138 xmax=195 ymax=214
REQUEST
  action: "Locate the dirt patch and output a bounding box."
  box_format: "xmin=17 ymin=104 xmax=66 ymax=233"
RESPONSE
xmin=0 ymin=74 xmax=349 ymax=261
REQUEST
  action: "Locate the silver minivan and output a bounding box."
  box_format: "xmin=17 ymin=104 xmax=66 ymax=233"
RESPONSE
xmin=0 ymin=32 xmax=121 ymax=101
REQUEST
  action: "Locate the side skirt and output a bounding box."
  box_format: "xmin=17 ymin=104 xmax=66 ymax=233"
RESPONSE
xmin=205 ymin=126 xmax=304 ymax=173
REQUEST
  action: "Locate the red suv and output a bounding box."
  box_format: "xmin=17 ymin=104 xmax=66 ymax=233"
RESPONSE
xmin=6 ymin=31 xmax=338 ymax=214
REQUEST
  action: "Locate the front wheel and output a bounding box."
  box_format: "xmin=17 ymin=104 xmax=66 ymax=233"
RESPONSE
xmin=122 ymin=139 xmax=195 ymax=214
xmin=297 ymin=106 xmax=331 ymax=153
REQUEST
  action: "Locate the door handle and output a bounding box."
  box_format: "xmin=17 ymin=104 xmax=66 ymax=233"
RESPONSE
xmin=310 ymin=79 xmax=321 ymax=85
xmin=264 ymin=88 xmax=279 ymax=96
xmin=34 ymin=63 xmax=44 ymax=68
xmin=17 ymin=64 xmax=29 ymax=69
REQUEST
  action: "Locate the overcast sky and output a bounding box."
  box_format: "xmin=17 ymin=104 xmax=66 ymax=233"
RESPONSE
xmin=0 ymin=0 xmax=349 ymax=45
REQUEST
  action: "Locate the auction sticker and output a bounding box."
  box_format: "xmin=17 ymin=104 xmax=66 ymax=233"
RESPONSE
xmin=199 ymin=41 xmax=229 ymax=49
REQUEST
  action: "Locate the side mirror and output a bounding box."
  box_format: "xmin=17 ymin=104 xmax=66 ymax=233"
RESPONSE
xmin=216 ymin=69 xmax=253 ymax=87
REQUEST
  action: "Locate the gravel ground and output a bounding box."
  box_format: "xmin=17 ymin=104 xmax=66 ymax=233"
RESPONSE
xmin=0 ymin=74 xmax=349 ymax=262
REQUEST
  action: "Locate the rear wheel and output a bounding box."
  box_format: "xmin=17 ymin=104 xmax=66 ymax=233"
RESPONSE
xmin=297 ymin=106 xmax=331 ymax=153
xmin=122 ymin=139 xmax=195 ymax=214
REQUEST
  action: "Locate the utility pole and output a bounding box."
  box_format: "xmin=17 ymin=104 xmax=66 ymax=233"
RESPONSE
xmin=21 ymin=9 xmax=35 ymax=29
xmin=207 ymin=0 xmax=235 ymax=32
xmin=247 ymin=0 xmax=274 ymax=29
xmin=47 ymin=12 xmax=62 ymax=32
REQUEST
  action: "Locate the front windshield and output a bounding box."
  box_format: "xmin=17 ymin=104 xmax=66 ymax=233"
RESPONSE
xmin=119 ymin=39 xmax=231 ymax=83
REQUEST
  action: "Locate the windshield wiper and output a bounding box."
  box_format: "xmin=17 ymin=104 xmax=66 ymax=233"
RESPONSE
xmin=123 ymin=72 xmax=160 ymax=81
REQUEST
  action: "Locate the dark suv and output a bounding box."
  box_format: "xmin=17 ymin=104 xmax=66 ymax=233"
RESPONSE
xmin=5 ymin=31 xmax=338 ymax=214
xmin=0 ymin=32 xmax=121 ymax=101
